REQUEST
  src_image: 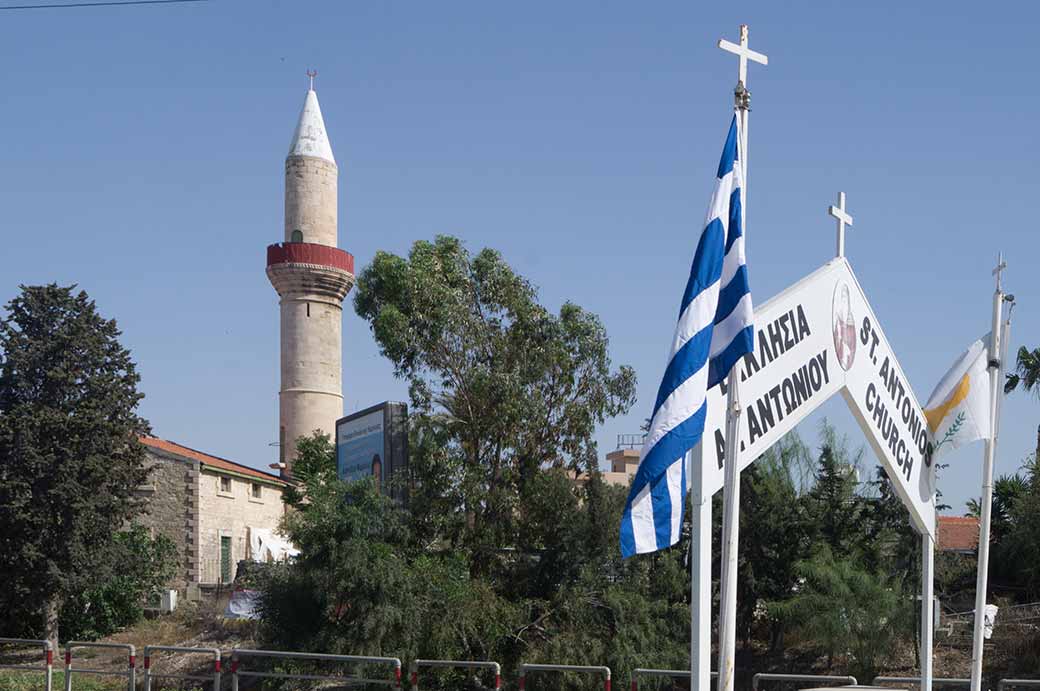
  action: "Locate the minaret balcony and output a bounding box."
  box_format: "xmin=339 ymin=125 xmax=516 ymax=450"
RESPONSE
xmin=267 ymin=242 xmax=354 ymax=274
xmin=266 ymin=242 xmax=355 ymax=300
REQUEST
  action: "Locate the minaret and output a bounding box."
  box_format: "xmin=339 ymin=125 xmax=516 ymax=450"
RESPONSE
xmin=267 ymin=74 xmax=354 ymax=476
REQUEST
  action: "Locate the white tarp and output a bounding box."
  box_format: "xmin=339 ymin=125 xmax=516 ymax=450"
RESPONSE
xmin=223 ymin=588 xmax=261 ymax=620
xmin=249 ymin=528 xmax=300 ymax=562
xmin=983 ymin=604 xmax=999 ymax=639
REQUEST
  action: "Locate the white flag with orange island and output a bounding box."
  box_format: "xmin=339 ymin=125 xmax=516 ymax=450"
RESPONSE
xmin=924 ymin=335 xmax=992 ymax=458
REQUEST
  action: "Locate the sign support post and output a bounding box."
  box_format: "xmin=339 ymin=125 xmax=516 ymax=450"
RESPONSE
xmin=921 ymin=534 xmax=934 ymax=691
xmin=714 ymin=24 xmax=767 ymax=691
xmin=689 ymin=454 xmax=712 ymax=691
xmin=969 ymin=257 xmax=1010 ymax=691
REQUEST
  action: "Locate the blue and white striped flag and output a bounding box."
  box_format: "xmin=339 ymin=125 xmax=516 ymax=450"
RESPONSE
xmin=620 ymin=115 xmax=754 ymax=558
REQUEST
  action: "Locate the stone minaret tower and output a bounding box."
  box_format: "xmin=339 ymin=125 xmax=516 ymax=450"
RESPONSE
xmin=266 ymin=77 xmax=354 ymax=476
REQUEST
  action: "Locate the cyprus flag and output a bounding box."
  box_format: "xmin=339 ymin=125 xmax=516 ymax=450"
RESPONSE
xmin=923 ymin=336 xmax=992 ymax=458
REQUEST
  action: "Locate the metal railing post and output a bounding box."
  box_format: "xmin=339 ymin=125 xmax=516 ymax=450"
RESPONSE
xmin=45 ymin=641 xmax=53 ymax=691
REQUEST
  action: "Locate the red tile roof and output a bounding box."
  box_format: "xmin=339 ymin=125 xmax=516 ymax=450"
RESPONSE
xmin=937 ymin=515 xmax=980 ymax=552
xmin=140 ymin=436 xmax=286 ymax=486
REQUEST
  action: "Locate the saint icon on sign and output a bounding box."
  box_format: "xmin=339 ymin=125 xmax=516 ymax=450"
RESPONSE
xmin=832 ymin=282 xmax=856 ymax=371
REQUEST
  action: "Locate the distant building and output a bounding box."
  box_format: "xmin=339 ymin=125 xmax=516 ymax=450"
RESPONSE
xmin=135 ymin=437 xmax=288 ymax=597
xmin=572 ymin=447 xmax=641 ymax=489
xmin=937 ymin=515 xmax=980 ymax=554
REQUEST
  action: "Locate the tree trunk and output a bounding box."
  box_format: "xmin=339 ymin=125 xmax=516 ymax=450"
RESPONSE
xmin=1034 ymin=423 xmax=1039 ymax=468
xmin=44 ymin=596 xmax=61 ymax=649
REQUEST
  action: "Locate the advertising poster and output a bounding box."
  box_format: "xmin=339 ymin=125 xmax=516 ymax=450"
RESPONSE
xmin=337 ymin=409 xmax=385 ymax=486
xmin=336 ymin=402 xmax=409 ymax=501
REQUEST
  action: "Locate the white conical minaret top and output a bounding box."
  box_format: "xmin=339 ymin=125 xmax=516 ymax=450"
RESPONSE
xmin=288 ymin=76 xmax=335 ymax=165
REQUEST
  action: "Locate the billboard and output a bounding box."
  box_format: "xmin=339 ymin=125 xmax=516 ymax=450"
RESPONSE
xmin=335 ymin=401 xmax=408 ymax=502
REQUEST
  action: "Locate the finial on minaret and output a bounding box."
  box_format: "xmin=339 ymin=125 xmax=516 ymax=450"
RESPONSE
xmin=828 ymin=192 xmax=854 ymax=259
xmin=307 ymin=69 xmax=317 ymax=91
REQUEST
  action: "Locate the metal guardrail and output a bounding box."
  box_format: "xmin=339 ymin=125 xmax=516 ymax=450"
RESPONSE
xmin=520 ymin=663 xmax=612 ymax=691
xmin=0 ymin=638 xmax=54 ymax=691
xmin=874 ymin=677 xmax=972 ymax=689
xmin=411 ymin=658 xmax=501 ymax=690
xmin=617 ymin=434 xmax=646 ymax=449
xmin=64 ymin=642 xmax=135 ymax=691
xmin=754 ymin=674 xmax=858 ymax=691
xmin=142 ymin=645 xmax=221 ymax=691
xmin=999 ymin=682 xmax=1040 ymax=691
xmin=631 ymin=667 xmax=718 ymax=690
xmin=230 ymin=648 xmax=403 ymax=691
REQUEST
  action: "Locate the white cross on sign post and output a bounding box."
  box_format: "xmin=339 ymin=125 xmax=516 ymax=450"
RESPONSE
xmin=718 ymin=24 xmax=769 ymax=87
xmin=829 ymin=191 xmax=854 ymax=258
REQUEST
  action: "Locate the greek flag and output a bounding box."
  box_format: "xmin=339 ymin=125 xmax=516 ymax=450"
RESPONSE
xmin=620 ymin=115 xmax=754 ymax=558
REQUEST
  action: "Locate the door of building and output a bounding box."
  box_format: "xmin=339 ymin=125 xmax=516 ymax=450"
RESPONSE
xmin=220 ymin=535 xmax=232 ymax=583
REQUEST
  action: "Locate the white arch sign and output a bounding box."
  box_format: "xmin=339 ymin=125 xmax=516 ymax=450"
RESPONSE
xmin=686 ymin=257 xmax=937 ymax=691
xmin=693 ymin=257 xmax=937 ymax=534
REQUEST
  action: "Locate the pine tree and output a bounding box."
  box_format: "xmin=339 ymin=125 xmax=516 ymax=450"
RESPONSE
xmin=0 ymin=285 xmax=151 ymax=644
xmin=803 ymin=422 xmax=866 ymax=560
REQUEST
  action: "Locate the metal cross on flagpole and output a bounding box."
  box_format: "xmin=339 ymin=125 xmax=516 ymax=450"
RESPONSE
xmin=829 ymin=192 xmax=854 ymax=258
xmin=993 ymin=252 xmax=1007 ymax=291
xmin=718 ymin=24 xmax=769 ymax=95
xmin=713 ymin=23 xmax=766 ymax=691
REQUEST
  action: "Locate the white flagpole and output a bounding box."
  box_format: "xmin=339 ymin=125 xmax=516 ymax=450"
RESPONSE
xmin=969 ymin=256 xmax=1009 ymax=691
xmin=714 ymin=23 xmax=765 ymax=691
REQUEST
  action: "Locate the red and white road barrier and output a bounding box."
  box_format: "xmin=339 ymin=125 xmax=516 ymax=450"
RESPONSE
xmin=753 ymin=674 xmax=857 ymax=691
xmin=142 ymin=645 xmax=221 ymax=691
xmin=874 ymin=677 xmax=968 ymax=689
xmin=410 ymin=658 xmax=501 ymax=691
xmin=63 ymin=642 xmax=135 ymax=691
xmin=0 ymin=638 xmax=54 ymax=691
xmin=631 ymin=667 xmax=720 ymax=691
xmin=229 ymin=648 xmax=402 ymax=691
xmin=520 ymin=663 xmax=611 ymax=691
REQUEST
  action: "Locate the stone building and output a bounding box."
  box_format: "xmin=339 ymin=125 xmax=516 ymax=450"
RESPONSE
xmin=267 ymin=80 xmax=355 ymax=475
xmin=135 ymin=436 xmax=287 ymax=596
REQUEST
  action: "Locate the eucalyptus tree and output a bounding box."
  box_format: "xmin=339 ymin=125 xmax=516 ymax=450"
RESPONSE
xmin=354 ymin=236 xmax=636 ymax=572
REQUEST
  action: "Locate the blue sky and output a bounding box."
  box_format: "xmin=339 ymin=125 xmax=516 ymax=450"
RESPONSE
xmin=2 ymin=1 xmax=1038 ymax=515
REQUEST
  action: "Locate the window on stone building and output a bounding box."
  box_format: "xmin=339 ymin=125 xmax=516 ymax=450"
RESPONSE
xmin=220 ymin=476 xmax=232 ymax=494
xmin=291 ymin=229 xmax=304 ymax=243
xmin=251 ymin=483 xmax=262 ymax=499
